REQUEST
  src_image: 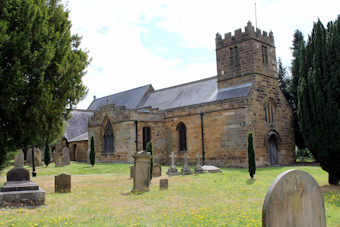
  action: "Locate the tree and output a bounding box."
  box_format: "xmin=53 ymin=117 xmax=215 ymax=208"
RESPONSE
xmin=289 ymin=30 xmax=306 ymax=149
xmin=297 ymin=16 xmax=340 ymax=185
xmin=146 ymin=141 xmax=153 ymax=179
xmin=0 ymin=0 xmax=90 ymax=170
xmin=247 ymin=132 xmax=256 ymax=179
xmin=44 ymin=139 xmax=51 ymax=167
xmin=90 ymin=136 xmax=95 ymax=167
xmin=277 ymin=57 xmax=291 ymax=102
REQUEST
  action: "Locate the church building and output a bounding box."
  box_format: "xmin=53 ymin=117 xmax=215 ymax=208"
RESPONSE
xmin=66 ymin=22 xmax=295 ymax=167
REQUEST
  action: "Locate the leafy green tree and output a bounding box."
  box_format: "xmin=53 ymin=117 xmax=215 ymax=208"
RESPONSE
xmin=297 ymin=16 xmax=340 ymax=185
xmin=247 ymin=132 xmax=256 ymax=179
xmin=277 ymin=57 xmax=291 ymax=101
xmin=146 ymin=141 xmax=153 ymax=179
xmin=90 ymin=136 xmax=95 ymax=167
xmin=0 ymin=0 xmax=90 ymax=170
xmin=44 ymin=139 xmax=51 ymax=167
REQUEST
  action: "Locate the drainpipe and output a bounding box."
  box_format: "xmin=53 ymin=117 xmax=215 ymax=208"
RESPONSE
xmin=200 ymin=113 xmax=205 ymax=165
xmin=31 ymin=144 xmax=36 ymax=177
xmin=135 ymin=120 xmax=138 ymax=152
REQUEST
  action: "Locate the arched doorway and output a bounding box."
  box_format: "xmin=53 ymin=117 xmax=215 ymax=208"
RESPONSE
xmin=269 ymin=135 xmax=278 ymax=165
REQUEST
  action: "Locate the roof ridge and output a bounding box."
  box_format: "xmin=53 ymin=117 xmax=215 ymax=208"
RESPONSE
xmin=93 ymin=84 xmax=152 ymax=101
xmin=154 ymin=76 xmax=217 ymax=93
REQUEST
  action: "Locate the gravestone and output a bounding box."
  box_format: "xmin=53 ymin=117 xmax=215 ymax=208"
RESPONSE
xmin=130 ymin=165 xmax=135 ymax=179
xmin=26 ymin=148 xmax=43 ymax=167
xmin=132 ymin=151 xmax=152 ymax=193
xmin=262 ymin=169 xmax=326 ymax=227
xmin=201 ymin=165 xmax=221 ymax=173
xmin=55 ymin=173 xmax=71 ymax=193
xmin=166 ymin=152 xmax=180 ymax=176
xmin=194 ymin=153 xmax=204 ymax=173
xmin=181 ymin=153 xmax=192 ymax=175
xmin=160 ymin=179 xmax=168 ymax=190
xmin=152 ymin=163 xmax=161 ymax=177
xmin=14 ymin=151 xmax=25 ymax=168
xmin=55 ymin=146 xmax=70 ymax=167
xmin=0 ymin=167 xmax=45 ymax=207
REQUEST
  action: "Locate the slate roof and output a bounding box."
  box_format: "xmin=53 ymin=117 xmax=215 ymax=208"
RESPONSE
xmin=69 ymin=132 xmax=88 ymax=142
xmin=137 ymin=77 xmax=253 ymax=110
xmin=87 ymin=76 xmax=254 ymax=112
xmin=87 ymin=84 xmax=153 ymax=111
xmin=64 ymin=110 xmax=94 ymax=141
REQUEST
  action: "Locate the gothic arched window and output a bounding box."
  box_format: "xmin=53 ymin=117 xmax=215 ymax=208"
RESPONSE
xmin=104 ymin=121 xmax=114 ymax=153
xmin=264 ymin=99 xmax=276 ymax=123
xmin=176 ymin=122 xmax=187 ymax=151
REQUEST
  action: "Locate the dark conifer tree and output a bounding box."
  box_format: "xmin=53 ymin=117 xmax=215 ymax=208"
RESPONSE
xmin=247 ymin=132 xmax=256 ymax=179
xmin=90 ymin=136 xmax=95 ymax=167
xmin=44 ymin=140 xmax=51 ymax=167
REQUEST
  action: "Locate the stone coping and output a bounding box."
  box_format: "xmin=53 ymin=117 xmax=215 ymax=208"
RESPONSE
xmin=1 ymin=181 xmax=39 ymax=192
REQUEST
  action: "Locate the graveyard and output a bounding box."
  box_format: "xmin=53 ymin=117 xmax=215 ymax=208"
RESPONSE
xmin=0 ymin=162 xmax=339 ymax=226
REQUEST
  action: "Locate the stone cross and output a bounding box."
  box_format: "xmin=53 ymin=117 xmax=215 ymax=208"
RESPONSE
xmin=183 ymin=153 xmax=189 ymax=167
xmin=181 ymin=152 xmax=192 ymax=175
xmin=170 ymin=152 xmax=176 ymax=168
xmin=14 ymin=152 xmax=24 ymax=168
xmin=262 ymin=169 xmax=326 ymax=227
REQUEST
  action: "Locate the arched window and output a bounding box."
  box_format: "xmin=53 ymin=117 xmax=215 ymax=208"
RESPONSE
xmin=176 ymin=122 xmax=187 ymax=151
xmin=104 ymin=121 xmax=114 ymax=153
xmin=264 ymin=98 xmax=276 ymax=123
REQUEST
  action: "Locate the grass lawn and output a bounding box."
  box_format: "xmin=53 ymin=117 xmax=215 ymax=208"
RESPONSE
xmin=0 ymin=162 xmax=339 ymax=226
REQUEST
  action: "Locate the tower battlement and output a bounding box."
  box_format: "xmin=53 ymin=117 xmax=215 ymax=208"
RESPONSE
xmin=215 ymin=21 xmax=274 ymax=49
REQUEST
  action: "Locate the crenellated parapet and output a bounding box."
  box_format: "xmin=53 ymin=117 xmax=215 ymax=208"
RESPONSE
xmin=215 ymin=21 xmax=274 ymax=49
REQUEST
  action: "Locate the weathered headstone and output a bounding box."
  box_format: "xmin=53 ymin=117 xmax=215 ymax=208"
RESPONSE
xmin=130 ymin=165 xmax=135 ymax=179
xmin=14 ymin=151 xmax=25 ymax=168
xmin=160 ymin=179 xmax=168 ymax=190
xmin=0 ymin=167 xmax=45 ymax=207
xmin=152 ymin=163 xmax=161 ymax=177
xmin=26 ymin=147 xmax=43 ymax=167
xmin=55 ymin=146 xmax=70 ymax=167
xmin=262 ymin=169 xmax=326 ymax=227
xmin=194 ymin=153 xmax=204 ymax=173
xmin=181 ymin=153 xmax=192 ymax=175
xmin=166 ymin=152 xmax=180 ymax=176
xmin=55 ymin=173 xmax=71 ymax=193
xmin=132 ymin=151 xmax=152 ymax=193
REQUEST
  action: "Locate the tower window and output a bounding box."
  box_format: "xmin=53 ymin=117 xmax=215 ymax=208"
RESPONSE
xmin=229 ymin=48 xmax=234 ymax=66
xmin=264 ymin=99 xmax=276 ymax=123
xmin=262 ymin=45 xmax=268 ymax=64
xmin=229 ymin=46 xmax=239 ymax=66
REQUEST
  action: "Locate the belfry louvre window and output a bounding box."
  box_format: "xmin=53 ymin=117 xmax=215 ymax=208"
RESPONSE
xmin=143 ymin=127 xmax=151 ymax=151
xmin=264 ymin=99 xmax=276 ymax=123
xmin=177 ymin=122 xmax=187 ymax=151
xmin=262 ymin=45 xmax=268 ymax=64
xmin=229 ymin=46 xmax=239 ymax=66
xmin=104 ymin=121 xmax=114 ymax=153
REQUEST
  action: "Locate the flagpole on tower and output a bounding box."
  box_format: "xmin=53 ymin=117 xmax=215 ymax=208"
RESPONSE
xmin=255 ymin=2 xmax=257 ymax=30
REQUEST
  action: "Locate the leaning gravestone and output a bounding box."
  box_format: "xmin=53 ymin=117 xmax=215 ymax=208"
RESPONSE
xmin=26 ymin=148 xmax=43 ymax=167
xmin=262 ymin=169 xmax=326 ymax=227
xmin=0 ymin=167 xmax=45 ymax=207
xmin=166 ymin=152 xmax=180 ymax=176
xmin=152 ymin=163 xmax=161 ymax=177
xmin=55 ymin=173 xmax=71 ymax=193
xmin=55 ymin=146 xmax=70 ymax=167
xmin=132 ymin=151 xmax=152 ymax=193
xmin=181 ymin=153 xmax=192 ymax=175
xmin=14 ymin=151 xmax=25 ymax=168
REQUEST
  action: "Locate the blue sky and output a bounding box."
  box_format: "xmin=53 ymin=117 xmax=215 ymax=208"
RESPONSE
xmin=64 ymin=0 xmax=340 ymax=109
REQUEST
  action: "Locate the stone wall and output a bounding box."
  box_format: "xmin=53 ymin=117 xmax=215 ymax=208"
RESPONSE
xmin=69 ymin=140 xmax=88 ymax=162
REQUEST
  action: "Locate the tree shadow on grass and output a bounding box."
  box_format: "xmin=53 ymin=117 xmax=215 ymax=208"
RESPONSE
xmin=246 ymin=179 xmax=256 ymax=185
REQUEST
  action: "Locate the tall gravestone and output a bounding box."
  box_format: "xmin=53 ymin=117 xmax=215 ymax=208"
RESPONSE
xmin=166 ymin=152 xmax=180 ymax=176
xmin=14 ymin=151 xmax=25 ymax=168
xmin=132 ymin=151 xmax=152 ymax=193
xmin=194 ymin=153 xmax=204 ymax=173
xmin=55 ymin=140 xmax=70 ymax=167
xmin=181 ymin=153 xmax=192 ymax=175
xmin=262 ymin=169 xmax=326 ymax=227
xmin=26 ymin=147 xmax=43 ymax=167
xmin=152 ymin=163 xmax=161 ymax=177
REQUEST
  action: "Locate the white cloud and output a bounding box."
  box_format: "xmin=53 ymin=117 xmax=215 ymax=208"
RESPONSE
xmin=64 ymin=0 xmax=340 ymax=109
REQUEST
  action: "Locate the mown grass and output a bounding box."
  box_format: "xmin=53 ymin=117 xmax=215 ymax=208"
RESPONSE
xmin=0 ymin=163 xmax=339 ymax=226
